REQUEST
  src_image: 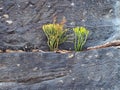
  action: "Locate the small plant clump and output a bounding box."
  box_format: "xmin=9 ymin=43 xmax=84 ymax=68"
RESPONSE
xmin=42 ymin=17 xmax=67 ymax=51
xmin=73 ymin=26 xmax=89 ymax=51
xmin=42 ymin=17 xmax=89 ymax=52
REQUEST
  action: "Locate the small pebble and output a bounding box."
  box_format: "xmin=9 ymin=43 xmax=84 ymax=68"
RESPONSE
xmin=58 ymin=80 xmax=63 ymax=83
xmin=88 ymin=55 xmax=92 ymax=58
xmin=17 ymin=64 xmax=20 ymax=67
xmin=0 ymin=7 xmax=3 ymax=10
xmin=106 ymin=52 xmax=113 ymax=57
xmin=68 ymin=54 xmax=74 ymax=58
xmin=17 ymin=4 xmax=20 ymax=7
xmin=95 ymin=54 xmax=99 ymax=57
xmin=47 ymin=5 xmax=51 ymax=8
xmin=72 ymin=78 xmax=75 ymax=80
xmin=70 ymin=22 xmax=75 ymax=26
xmin=71 ymin=3 xmax=75 ymax=6
xmin=33 ymin=67 xmax=38 ymax=71
xmin=88 ymin=76 xmax=90 ymax=80
xmin=82 ymin=19 xmax=85 ymax=22
xmin=62 ymin=72 xmax=65 ymax=76
xmin=30 ymin=4 xmax=33 ymax=7
xmin=6 ymin=20 xmax=13 ymax=24
xmin=81 ymin=64 xmax=85 ymax=66
xmin=3 ymin=14 xmax=9 ymax=18
xmin=69 ymin=70 xmax=72 ymax=73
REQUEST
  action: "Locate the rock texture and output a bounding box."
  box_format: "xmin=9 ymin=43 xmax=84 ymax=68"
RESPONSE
xmin=0 ymin=0 xmax=120 ymax=50
xmin=0 ymin=47 xmax=120 ymax=90
xmin=0 ymin=0 xmax=120 ymax=90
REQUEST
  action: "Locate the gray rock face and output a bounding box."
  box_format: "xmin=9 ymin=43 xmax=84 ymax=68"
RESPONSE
xmin=0 ymin=0 xmax=120 ymax=90
xmin=0 ymin=47 xmax=120 ymax=90
xmin=0 ymin=0 xmax=120 ymax=50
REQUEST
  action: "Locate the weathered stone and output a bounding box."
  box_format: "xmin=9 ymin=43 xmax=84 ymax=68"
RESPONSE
xmin=0 ymin=47 xmax=120 ymax=90
xmin=0 ymin=0 xmax=120 ymax=89
xmin=0 ymin=0 xmax=120 ymax=50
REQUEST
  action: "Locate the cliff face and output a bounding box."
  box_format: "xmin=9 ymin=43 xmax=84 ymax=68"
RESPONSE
xmin=0 ymin=47 xmax=120 ymax=90
xmin=0 ymin=0 xmax=119 ymax=51
xmin=0 ymin=0 xmax=120 ymax=90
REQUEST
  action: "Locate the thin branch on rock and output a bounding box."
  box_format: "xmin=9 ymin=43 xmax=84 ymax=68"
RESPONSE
xmin=87 ymin=40 xmax=120 ymax=50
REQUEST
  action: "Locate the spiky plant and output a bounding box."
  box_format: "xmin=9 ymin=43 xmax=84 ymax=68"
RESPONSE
xmin=42 ymin=17 xmax=67 ymax=51
xmin=73 ymin=26 xmax=89 ymax=51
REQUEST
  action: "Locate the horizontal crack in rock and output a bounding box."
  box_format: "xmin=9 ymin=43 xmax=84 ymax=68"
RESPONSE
xmin=87 ymin=40 xmax=120 ymax=50
xmin=0 ymin=71 xmax=68 ymax=85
